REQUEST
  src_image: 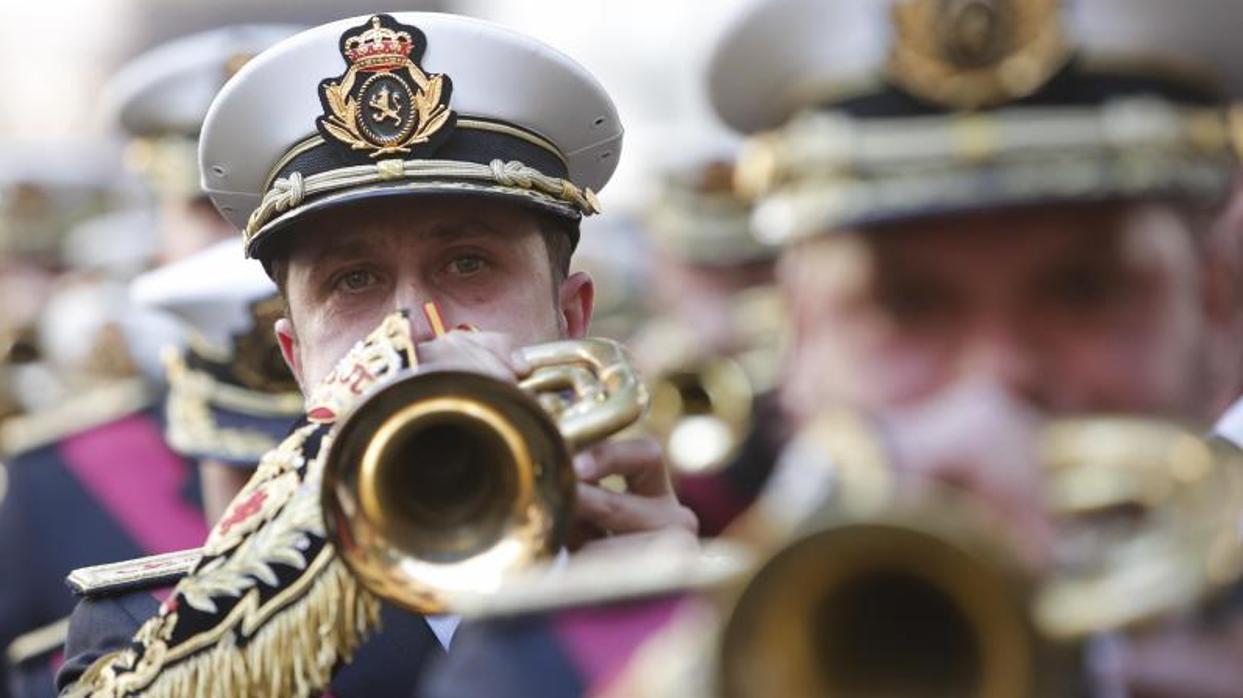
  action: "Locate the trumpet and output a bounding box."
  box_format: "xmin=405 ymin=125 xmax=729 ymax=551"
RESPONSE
xmin=646 ymin=355 xmax=755 ymax=474
xmin=641 ymin=286 xmax=787 ymax=475
xmin=321 ymin=337 xmax=648 ymax=614
xmin=712 ymin=501 xmax=1071 ymax=698
xmin=581 ymin=415 xmax=1243 ymax=697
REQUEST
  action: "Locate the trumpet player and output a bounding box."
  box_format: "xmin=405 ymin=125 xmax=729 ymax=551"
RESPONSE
xmin=631 ymin=159 xmax=789 ymax=536
xmin=421 ymin=0 xmax=1243 ymax=695
xmin=56 ymin=12 xmax=695 ymax=698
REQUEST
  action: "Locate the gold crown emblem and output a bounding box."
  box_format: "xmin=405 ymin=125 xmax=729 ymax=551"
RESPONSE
xmin=888 ymin=0 xmax=1070 ymax=109
xmin=317 ymin=15 xmax=455 ymax=158
xmin=344 ymin=16 xmax=414 ymax=71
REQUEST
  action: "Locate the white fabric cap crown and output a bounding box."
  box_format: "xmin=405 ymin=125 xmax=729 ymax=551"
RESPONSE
xmin=199 ymin=12 xmax=623 ymax=260
xmin=130 ymin=239 xmax=276 ymax=353
xmin=708 ymin=0 xmax=1243 ymax=134
xmin=707 ymin=0 xmax=1243 ymax=245
xmin=106 ymin=24 xmax=306 ymax=139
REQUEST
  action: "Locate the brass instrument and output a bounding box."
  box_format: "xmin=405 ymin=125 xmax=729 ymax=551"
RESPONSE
xmin=321 ymin=337 xmax=648 ymax=614
xmin=1036 ymin=418 xmax=1243 ymax=638
xmin=598 ymin=415 xmax=1243 ymax=697
xmin=714 ymin=501 xmax=1063 ymax=698
xmin=646 ymin=355 xmax=754 ymax=474
xmin=642 ymin=286 xmax=787 ymax=475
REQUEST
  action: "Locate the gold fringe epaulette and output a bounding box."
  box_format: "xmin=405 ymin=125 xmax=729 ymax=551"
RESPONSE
xmin=67 ymin=549 xmax=203 ymax=596
xmin=0 ymin=378 xmax=154 ymax=457
xmin=63 ymin=312 xmax=416 ymax=698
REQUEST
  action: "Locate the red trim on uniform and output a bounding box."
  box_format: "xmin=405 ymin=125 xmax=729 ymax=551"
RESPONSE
xmin=50 ymin=648 xmax=65 ymax=674
xmin=675 ymin=473 xmax=750 ymax=537
xmin=552 ymin=597 xmax=681 ymax=694
xmin=151 ymin=585 xmax=176 ymax=605
xmin=60 ymin=414 xmax=209 ymax=554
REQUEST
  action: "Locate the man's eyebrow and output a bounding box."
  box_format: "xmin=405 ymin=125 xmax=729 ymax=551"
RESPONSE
xmin=423 ymin=218 xmax=510 ymax=241
xmin=303 ymin=236 xmax=383 ymax=266
xmin=299 ymin=216 xmax=512 ymax=265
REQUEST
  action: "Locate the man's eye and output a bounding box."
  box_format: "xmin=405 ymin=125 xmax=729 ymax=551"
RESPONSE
xmin=879 ymin=282 xmax=958 ymax=323
xmin=448 ymin=255 xmax=488 ymax=276
xmin=337 ymin=269 xmax=379 ymax=292
xmin=1043 ymin=267 xmax=1122 ymax=309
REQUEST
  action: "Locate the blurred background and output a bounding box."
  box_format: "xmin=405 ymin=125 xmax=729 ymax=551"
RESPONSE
xmin=7 ymin=3 xmax=1243 ymax=698
xmin=0 ymin=0 xmax=751 ymax=211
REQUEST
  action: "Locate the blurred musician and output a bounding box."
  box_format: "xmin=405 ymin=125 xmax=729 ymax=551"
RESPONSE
xmin=631 ymin=160 xmax=788 ymax=535
xmin=422 ymin=0 xmax=1243 ymax=695
xmin=0 ymin=26 xmax=297 ymax=698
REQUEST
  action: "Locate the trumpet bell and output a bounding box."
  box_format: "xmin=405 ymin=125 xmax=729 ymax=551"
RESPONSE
xmin=322 ymin=370 xmax=576 ymax=613
xmin=648 ymin=356 xmax=754 ymax=475
xmin=718 ymin=515 xmax=1058 ymax=698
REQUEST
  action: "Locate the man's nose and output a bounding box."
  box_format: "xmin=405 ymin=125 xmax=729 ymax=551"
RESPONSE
xmin=959 ymin=313 xmax=1047 ymax=409
xmin=394 ymin=283 xmax=441 ymax=344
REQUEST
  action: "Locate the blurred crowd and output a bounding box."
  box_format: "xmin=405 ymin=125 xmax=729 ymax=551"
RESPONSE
xmin=3 ymin=1 xmax=1243 ymax=697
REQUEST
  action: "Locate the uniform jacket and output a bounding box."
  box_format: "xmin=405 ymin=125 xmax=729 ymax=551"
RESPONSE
xmin=0 ymin=404 xmax=208 ymax=698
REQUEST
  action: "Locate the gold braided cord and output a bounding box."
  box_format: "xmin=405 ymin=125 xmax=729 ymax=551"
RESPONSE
xmin=165 ymin=350 xmax=304 ymax=419
xmin=260 ymin=122 xmax=569 ymax=193
xmin=739 ymin=101 xmax=1240 ymax=197
xmin=245 ymin=157 xmax=601 ymax=243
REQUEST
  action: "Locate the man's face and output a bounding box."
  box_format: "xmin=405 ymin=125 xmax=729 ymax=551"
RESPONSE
xmin=781 ymin=201 xmax=1227 ymax=424
xmin=651 ymin=252 xmax=775 ymax=357
xmin=276 ymin=196 xmax=591 ymax=391
xmin=160 ymin=197 xmax=236 ymax=265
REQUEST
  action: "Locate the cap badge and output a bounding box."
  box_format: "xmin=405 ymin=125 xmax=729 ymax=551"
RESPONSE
xmin=888 ymin=0 xmax=1070 ymax=109
xmin=317 ymin=15 xmax=455 ymax=158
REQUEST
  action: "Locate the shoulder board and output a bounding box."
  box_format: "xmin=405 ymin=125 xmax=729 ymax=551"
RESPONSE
xmin=1 ymin=378 xmax=154 ymax=456
xmin=5 ymin=616 xmax=69 ymax=667
xmin=66 ymin=548 xmax=201 ymax=597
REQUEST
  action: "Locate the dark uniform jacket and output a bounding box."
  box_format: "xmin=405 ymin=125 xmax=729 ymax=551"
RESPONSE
xmin=0 ymin=404 xmax=208 ymax=698
xmin=420 ymin=597 xmax=682 ymax=698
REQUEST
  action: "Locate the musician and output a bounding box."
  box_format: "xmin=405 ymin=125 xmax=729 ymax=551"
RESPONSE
xmin=0 ymin=26 xmax=298 ymax=698
xmin=57 ymin=12 xmax=693 ymax=698
xmin=630 ymin=160 xmax=788 ymax=536
xmin=421 ymin=0 xmax=1243 ymax=695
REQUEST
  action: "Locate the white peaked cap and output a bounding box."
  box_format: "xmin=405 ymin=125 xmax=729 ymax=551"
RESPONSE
xmin=198 ymin=12 xmax=622 ymax=258
xmin=106 ymin=24 xmax=306 ymax=138
xmin=130 ymin=238 xmax=277 ymax=352
xmin=708 ymin=0 xmax=1243 ymax=134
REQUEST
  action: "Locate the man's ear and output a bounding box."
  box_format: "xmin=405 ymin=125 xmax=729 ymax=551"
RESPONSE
xmin=274 ymin=317 xmax=305 ymax=390
xmin=558 ymin=271 xmax=594 ymax=339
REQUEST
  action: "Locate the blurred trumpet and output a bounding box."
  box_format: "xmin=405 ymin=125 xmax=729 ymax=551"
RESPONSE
xmin=711 ymin=501 xmax=1066 ymax=698
xmin=321 ymin=337 xmax=648 ymax=614
xmin=600 ymin=414 xmax=1243 ymax=697
xmin=639 ymin=286 xmax=787 ymax=475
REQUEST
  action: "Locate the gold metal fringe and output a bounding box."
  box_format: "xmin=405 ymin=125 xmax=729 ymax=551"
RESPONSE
xmin=70 ymin=554 xmax=381 ymax=698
